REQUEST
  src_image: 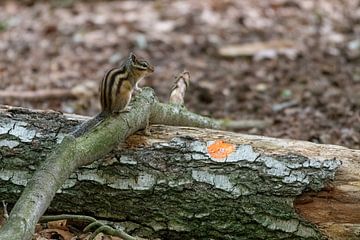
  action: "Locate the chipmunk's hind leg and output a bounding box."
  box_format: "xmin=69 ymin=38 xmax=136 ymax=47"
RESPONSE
xmin=114 ymin=80 xmax=133 ymax=114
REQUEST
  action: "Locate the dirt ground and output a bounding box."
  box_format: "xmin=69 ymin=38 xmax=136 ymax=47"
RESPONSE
xmin=0 ymin=0 xmax=359 ymax=149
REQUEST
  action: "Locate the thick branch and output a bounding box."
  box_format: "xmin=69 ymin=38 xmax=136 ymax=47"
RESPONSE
xmin=150 ymin=102 xmax=221 ymax=129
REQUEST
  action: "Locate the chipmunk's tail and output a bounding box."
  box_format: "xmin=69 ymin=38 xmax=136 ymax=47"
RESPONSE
xmin=71 ymin=112 xmax=107 ymax=137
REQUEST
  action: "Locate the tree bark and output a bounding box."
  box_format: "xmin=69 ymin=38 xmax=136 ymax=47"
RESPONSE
xmin=0 ymin=105 xmax=359 ymax=239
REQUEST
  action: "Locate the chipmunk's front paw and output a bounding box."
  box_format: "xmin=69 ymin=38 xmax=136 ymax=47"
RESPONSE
xmin=120 ymin=106 xmax=131 ymax=113
xmin=133 ymin=86 xmax=142 ymax=94
xmin=114 ymin=106 xmax=131 ymax=115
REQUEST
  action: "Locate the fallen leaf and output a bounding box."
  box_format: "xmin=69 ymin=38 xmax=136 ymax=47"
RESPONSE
xmin=48 ymin=220 xmax=68 ymax=230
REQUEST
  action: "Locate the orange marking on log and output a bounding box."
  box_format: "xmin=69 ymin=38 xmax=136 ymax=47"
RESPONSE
xmin=207 ymin=140 xmax=235 ymax=160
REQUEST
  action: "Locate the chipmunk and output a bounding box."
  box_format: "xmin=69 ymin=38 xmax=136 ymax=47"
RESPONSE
xmin=72 ymin=52 xmax=154 ymax=137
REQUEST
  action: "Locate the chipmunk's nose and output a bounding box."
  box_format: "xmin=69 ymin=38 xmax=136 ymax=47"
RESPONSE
xmin=148 ymin=64 xmax=155 ymax=72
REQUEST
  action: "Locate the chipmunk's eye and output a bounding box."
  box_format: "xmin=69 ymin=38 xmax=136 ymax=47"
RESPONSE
xmin=136 ymin=61 xmax=149 ymax=70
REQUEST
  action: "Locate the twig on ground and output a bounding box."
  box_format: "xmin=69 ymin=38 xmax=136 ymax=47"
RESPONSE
xmin=40 ymin=214 xmax=145 ymax=240
xmin=0 ymin=89 xmax=76 ymax=101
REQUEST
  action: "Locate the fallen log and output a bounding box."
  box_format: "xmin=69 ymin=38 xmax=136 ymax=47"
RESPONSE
xmin=0 ymin=105 xmax=359 ymax=239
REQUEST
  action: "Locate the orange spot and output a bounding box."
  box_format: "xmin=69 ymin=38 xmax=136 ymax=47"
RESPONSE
xmin=207 ymin=140 xmax=235 ymax=160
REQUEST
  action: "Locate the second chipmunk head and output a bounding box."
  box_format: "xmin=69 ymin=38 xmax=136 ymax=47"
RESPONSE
xmin=127 ymin=52 xmax=154 ymax=78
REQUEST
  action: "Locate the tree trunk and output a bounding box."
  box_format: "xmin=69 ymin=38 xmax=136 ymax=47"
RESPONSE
xmin=0 ymin=105 xmax=359 ymax=240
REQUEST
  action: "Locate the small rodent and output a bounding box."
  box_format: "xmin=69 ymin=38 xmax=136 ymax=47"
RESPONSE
xmin=72 ymin=52 xmax=154 ymax=137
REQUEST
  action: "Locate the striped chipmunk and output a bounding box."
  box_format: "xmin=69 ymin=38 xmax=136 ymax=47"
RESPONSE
xmin=72 ymin=52 xmax=154 ymax=137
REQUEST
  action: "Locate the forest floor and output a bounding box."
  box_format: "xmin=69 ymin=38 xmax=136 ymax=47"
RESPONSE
xmin=0 ymin=0 xmax=359 ymax=149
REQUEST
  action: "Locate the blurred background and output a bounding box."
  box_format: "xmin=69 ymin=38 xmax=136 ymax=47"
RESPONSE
xmin=0 ymin=0 xmax=359 ymax=149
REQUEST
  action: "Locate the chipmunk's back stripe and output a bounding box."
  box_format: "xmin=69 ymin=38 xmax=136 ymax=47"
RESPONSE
xmin=101 ymin=69 xmax=110 ymax=110
xmin=101 ymin=68 xmax=116 ymax=111
xmin=105 ymin=67 xmax=127 ymax=110
xmin=106 ymin=69 xmax=119 ymax=109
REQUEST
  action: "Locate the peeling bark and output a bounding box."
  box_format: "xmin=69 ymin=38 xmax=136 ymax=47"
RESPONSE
xmin=0 ymin=105 xmax=359 ymax=239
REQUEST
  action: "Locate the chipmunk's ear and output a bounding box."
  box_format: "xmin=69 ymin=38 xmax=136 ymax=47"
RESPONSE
xmin=129 ymin=52 xmax=137 ymax=62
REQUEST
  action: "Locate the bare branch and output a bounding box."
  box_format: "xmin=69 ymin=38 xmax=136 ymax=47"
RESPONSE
xmin=169 ymin=70 xmax=190 ymax=105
